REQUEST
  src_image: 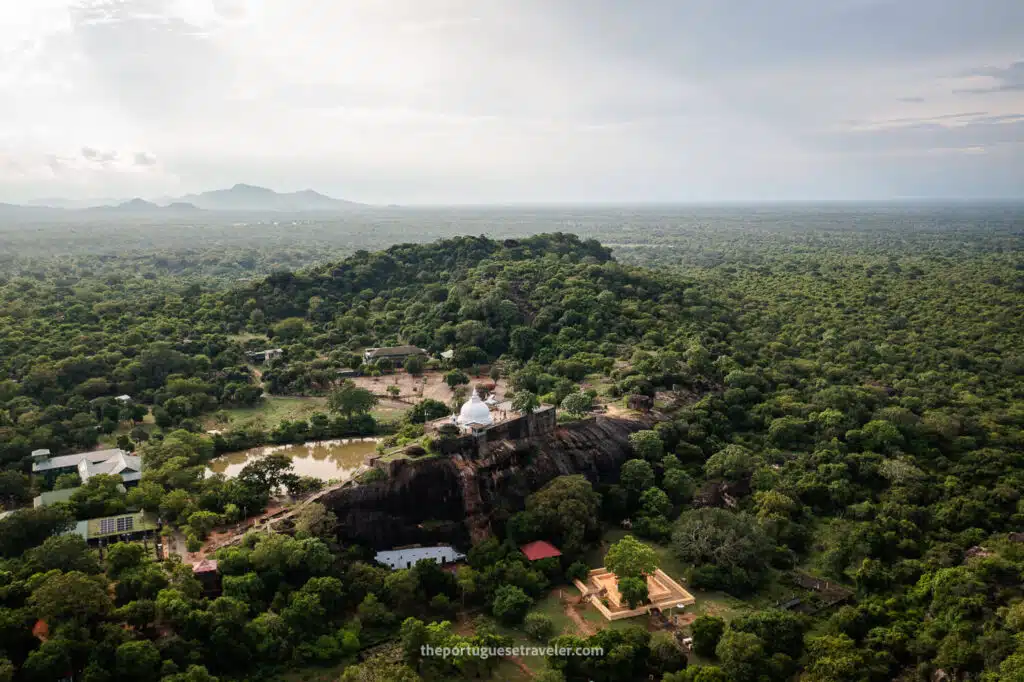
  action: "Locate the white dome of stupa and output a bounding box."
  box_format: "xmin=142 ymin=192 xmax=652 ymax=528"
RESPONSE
xmin=458 ymin=391 xmax=494 ymax=427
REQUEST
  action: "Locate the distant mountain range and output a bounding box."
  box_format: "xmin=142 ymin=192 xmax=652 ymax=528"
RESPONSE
xmin=83 ymin=198 xmax=203 ymax=214
xmin=6 ymin=184 xmax=365 ymax=214
xmin=170 ymin=184 xmax=361 ymax=211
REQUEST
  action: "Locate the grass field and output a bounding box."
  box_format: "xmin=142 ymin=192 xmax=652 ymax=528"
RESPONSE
xmin=205 ymin=395 xmax=331 ymax=430
xmin=202 ymin=394 xmax=412 ymax=432
xmin=487 ymin=589 xmax=583 ymax=678
xmin=371 ymin=400 xmax=411 ymax=422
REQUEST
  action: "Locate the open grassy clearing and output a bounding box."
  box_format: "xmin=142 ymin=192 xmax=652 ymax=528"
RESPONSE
xmin=204 ymin=395 xmax=330 ymax=430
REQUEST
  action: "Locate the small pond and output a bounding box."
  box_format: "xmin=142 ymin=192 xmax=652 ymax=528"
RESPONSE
xmin=206 ymin=438 xmax=381 ymax=481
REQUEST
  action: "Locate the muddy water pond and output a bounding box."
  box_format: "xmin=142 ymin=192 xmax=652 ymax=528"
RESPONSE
xmin=206 ymin=438 xmax=381 ymax=481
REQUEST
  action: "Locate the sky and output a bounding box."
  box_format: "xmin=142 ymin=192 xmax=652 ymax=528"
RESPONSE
xmin=0 ymin=0 xmax=1021 ymax=204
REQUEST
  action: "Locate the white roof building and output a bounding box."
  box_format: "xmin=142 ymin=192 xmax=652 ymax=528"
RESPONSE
xmin=457 ymin=392 xmax=493 ymax=428
xmin=374 ymin=546 xmax=466 ymax=570
xmin=32 ymin=448 xmax=141 ymax=485
xmin=33 ymin=448 xmax=127 ymax=474
xmin=77 ymin=451 xmax=142 ymax=484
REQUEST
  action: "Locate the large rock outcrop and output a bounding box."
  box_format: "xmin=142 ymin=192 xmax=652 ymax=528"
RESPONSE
xmin=322 ymin=415 xmax=648 ymax=550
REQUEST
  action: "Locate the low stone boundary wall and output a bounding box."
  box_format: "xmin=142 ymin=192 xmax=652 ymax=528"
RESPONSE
xmin=574 ymin=568 xmax=696 ymax=621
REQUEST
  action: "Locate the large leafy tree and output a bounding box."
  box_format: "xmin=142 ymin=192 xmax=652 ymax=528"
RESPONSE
xmin=523 ymin=475 xmax=602 ymax=554
xmin=604 ymin=535 xmax=658 ymax=580
xmin=0 ymin=507 xmax=74 ymax=558
xmin=691 ymin=615 xmax=726 ymax=658
xmin=620 ymin=459 xmax=655 ymax=495
xmin=492 ymin=584 xmax=532 ymax=624
xmin=70 ymin=473 xmax=129 ymax=518
xmin=114 ymin=640 xmax=161 ymax=682
xmin=511 ymin=390 xmax=540 ymax=414
xmin=671 ymin=508 xmax=772 ymax=593
xmin=560 ymin=391 xmax=593 ymax=417
xmin=29 ymin=570 xmax=113 ymax=626
xmin=628 ymin=430 xmax=664 ymax=462
xmin=328 ymin=380 xmax=379 ymax=419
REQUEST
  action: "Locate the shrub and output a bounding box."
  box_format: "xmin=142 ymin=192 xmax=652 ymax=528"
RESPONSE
xmin=524 ymin=613 xmax=555 ymax=642
xmin=566 ymin=561 xmax=589 ymax=583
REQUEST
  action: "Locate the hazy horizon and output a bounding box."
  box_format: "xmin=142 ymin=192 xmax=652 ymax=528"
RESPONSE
xmin=12 ymin=190 xmax=1024 ymax=211
xmin=1 ymin=1 xmax=1022 ymax=204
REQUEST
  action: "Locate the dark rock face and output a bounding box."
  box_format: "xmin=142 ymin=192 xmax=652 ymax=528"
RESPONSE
xmin=323 ymin=416 xmax=648 ymax=549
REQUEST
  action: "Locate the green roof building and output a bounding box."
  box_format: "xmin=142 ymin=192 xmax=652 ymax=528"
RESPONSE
xmin=63 ymin=511 xmax=161 ymax=544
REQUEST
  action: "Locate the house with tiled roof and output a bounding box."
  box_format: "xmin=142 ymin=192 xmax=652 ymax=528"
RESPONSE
xmin=363 ymin=345 xmax=427 ymax=363
xmin=520 ymin=540 xmax=563 ymax=562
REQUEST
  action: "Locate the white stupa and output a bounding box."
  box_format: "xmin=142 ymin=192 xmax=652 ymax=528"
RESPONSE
xmin=457 ymin=391 xmax=494 ymax=428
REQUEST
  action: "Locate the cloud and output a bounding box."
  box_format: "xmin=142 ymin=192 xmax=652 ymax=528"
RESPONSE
xmin=68 ymin=0 xmax=231 ymax=121
xmin=0 ymin=0 xmax=1022 ymax=202
xmin=81 ymin=146 xmax=118 ymax=163
xmin=814 ymin=113 xmax=1024 ymax=156
xmin=842 ymin=111 xmax=992 ymax=132
xmin=957 ymin=60 xmax=1024 ymax=94
xmin=211 ymin=0 xmax=246 ymax=20
xmin=396 ymin=16 xmax=482 ymax=34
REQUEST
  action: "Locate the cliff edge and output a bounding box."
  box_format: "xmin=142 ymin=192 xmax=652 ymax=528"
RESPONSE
xmin=322 ymin=415 xmax=649 ymax=550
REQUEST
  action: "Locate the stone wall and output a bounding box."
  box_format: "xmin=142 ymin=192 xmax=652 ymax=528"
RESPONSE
xmin=477 ymin=405 xmax=556 ymax=455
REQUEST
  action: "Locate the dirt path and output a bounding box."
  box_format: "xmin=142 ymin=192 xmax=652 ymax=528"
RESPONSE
xmin=506 ymin=657 xmax=535 ymax=679
xmin=564 ymin=600 xmax=598 ymax=637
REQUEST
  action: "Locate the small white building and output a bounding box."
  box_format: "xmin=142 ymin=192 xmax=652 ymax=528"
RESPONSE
xmin=374 ymin=546 xmax=466 ymax=570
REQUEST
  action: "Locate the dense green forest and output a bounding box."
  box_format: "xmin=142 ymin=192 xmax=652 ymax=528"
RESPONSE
xmin=0 ymin=206 xmax=1022 ymax=681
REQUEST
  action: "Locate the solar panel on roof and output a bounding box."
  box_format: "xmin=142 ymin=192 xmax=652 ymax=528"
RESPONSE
xmin=116 ymin=516 xmax=133 ymax=532
xmin=99 ymin=518 xmax=116 ymax=535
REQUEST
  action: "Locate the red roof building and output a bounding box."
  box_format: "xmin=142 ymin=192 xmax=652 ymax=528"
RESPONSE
xmin=192 ymin=559 xmax=222 ymax=596
xmin=520 ymin=540 xmax=562 ymax=561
